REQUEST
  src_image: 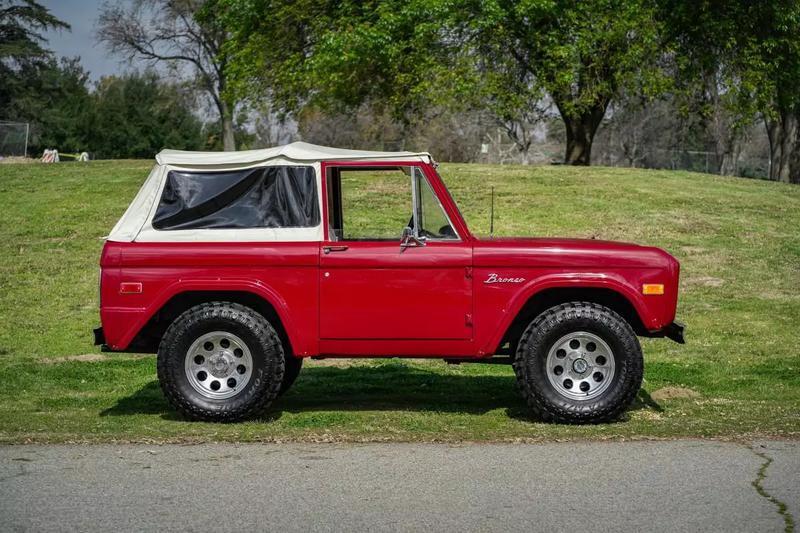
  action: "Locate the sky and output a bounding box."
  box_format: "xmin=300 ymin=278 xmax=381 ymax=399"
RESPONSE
xmin=40 ymin=0 xmax=142 ymax=81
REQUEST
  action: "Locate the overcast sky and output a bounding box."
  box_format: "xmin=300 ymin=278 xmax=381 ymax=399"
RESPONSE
xmin=40 ymin=0 xmax=141 ymax=81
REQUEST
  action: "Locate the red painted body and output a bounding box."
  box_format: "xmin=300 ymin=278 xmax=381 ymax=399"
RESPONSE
xmin=99 ymin=161 xmax=681 ymax=357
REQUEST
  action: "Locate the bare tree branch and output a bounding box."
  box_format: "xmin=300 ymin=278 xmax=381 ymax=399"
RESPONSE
xmin=97 ymin=0 xmax=236 ymax=149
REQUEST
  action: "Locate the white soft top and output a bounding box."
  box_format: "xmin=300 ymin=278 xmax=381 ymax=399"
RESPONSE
xmin=156 ymin=141 xmax=432 ymax=166
xmin=108 ymin=142 xmax=432 ymax=243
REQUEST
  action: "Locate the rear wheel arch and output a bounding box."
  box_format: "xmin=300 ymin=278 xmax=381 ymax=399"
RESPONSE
xmin=127 ymin=290 xmax=296 ymax=355
xmin=497 ymin=287 xmax=647 ymax=354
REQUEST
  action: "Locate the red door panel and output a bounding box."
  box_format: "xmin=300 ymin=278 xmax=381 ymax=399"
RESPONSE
xmin=319 ymin=241 xmax=472 ymax=340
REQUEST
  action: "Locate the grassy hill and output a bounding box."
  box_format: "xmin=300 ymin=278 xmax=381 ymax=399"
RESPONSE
xmin=0 ymin=160 xmax=798 ymax=442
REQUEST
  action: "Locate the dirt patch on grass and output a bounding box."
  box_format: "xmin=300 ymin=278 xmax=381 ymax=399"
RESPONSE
xmin=684 ymin=276 xmax=725 ymax=287
xmin=39 ymin=354 xmax=108 ymax=364
xmin=0 ymin=156 xmax=37 ymax=164
xmin=680 ymin=246 xmax=709 ymax=255
xmin=651 ymin=387 xmax=701 ymax=401
xmin=37 ymin=353 xmax=150 ymax=364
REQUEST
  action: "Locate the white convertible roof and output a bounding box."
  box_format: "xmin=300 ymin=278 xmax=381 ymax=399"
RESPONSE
xmin=156 ymin=141 xmax=432 ymax=166
xmin=109 ymin=142 xmax=433 ymax=243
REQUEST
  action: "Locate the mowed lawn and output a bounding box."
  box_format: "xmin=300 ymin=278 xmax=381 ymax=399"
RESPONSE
xmin=0 ymin=160 xmax=798 ymax=443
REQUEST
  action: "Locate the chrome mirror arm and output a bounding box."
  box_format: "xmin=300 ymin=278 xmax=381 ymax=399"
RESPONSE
xmin=400 ymin=226 xmax=426 ymax=250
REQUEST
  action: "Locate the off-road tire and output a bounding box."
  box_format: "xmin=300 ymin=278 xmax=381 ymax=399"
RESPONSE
xmin=279 ymin=355 xmax=303 ymax=396
xmin=513 ymin=302 xmax=643 ymax=424
xmin=157 ymin=302 xmax=285 ymax=422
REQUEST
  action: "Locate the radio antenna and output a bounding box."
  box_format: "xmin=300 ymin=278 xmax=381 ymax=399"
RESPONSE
xmin=489 ymin=186 xmax=495 ymax=239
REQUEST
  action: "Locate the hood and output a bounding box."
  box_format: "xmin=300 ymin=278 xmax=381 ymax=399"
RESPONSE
xmin=473 ymin=237 xmax=678 ymax=270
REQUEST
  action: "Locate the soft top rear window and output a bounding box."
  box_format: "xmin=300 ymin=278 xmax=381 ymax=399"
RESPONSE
xmin=152 ymin=166 xmax=319 ymax=230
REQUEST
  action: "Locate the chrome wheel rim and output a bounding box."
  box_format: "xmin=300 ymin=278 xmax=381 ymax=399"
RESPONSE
xmin=185 ymin=331 xmax=253 ymax=400
xmin=545 ymin=331 xmax=616 ymax=401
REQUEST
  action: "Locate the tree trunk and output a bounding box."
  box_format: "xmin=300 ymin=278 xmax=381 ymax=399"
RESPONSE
xmin=557 ymin=99 xmax=609 ymax=166
xmin=220 ymin=99 xmax=236 ymax=151
xmin=788 ymin=117 xmax=800 ymax=184
xmin=789 ymin=151 xmax=800 ymax=184
xmin=764 ymin=111 xmax=796 ymax=182
xmin=718 ymin=152 xmax=733 ymax=176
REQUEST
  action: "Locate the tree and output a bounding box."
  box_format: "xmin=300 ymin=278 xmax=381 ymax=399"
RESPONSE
xmin=221 ymin=0 xmax=466 ymax=130
xmin=662 ymin=0 xmax=800 ymax=183
xmin=97 ymin=0 xmax=238 ymax=150
xmin=0 ymin=2 xmax=91 ymax=156
xmin=0 ymin=0 xmax=69 ymax=117
xmin=462 ymin=0 xmax=667 ymax=165
xmin=0 ymin=0 xmax=67 ymax=63
xmin=17 ymin=58 xmax=93 ymax=155
xmin=222 ymin=0 xmax=666 ymax=165
xmin=87 ymin=71 xmax=207 ymax=159
xmin=752 ymin=4 xmax=800 ymax=183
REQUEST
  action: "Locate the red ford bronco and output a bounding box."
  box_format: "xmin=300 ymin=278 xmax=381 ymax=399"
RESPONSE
xmin=94 ymin=142 xmax=684 ymax=424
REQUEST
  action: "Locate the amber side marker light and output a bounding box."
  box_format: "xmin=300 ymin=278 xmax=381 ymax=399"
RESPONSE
xmin=642 ymin=284 xmax=664 ymax=295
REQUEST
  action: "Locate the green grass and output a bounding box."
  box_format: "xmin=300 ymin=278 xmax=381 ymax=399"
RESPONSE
xmin=0 ymin=160 xmax=798 ymax=443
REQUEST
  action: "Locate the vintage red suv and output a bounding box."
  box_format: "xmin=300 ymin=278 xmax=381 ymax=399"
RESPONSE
xmin=94 ymin=142 xmax=684 ymax=424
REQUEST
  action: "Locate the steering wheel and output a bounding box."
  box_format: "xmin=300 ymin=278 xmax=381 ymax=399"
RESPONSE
xmin=407 ymin=215 xmax=455 ymax=239
xmin=438 ymin=224 xmax=456 ymax=238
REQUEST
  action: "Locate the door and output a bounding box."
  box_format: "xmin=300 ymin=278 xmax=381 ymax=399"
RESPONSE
xmin=319 ymin=164 xmax=472 ymax=340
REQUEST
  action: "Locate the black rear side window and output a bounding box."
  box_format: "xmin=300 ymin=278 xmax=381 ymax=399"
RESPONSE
xmin=152 ymin=166 xmax=319 ymax=230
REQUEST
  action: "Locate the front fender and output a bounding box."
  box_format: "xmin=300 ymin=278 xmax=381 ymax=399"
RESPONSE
xmin=478 ymin=271 xmax=657 ymax=355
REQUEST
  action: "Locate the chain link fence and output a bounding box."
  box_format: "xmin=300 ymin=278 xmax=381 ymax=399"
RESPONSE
xmin=0 ymin=121 xmax=29 ymax=158
xmin=474 ymin=136 xmax=770 ymax=179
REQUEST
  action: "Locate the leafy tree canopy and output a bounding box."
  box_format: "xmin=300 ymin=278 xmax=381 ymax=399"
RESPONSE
xmin=222 ymin=0 xmax=667 ymax=165
xmin=0 ymin=0 xmax=68 ymax=66
xmin=88 ymin=71 xmax=208 ymax=159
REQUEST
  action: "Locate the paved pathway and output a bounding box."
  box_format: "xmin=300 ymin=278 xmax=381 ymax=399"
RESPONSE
xmin=1 ymin=440 xmax=797 ymax=532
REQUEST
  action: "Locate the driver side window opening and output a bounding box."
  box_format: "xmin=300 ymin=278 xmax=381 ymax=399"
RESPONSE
xmin=325 ymin=165 xmax=458 ymax=242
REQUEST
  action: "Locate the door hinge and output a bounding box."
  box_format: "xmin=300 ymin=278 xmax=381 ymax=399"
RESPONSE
xmin=465 ymin=313 xmax=473 ymax=327
xmin=465 ymin=266 xmax=473 ymax=279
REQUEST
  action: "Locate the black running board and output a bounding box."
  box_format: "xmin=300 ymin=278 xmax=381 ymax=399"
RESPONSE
xmin=445 ymin=356 xmax=514 ymax=365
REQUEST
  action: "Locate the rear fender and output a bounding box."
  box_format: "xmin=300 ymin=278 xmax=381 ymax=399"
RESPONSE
xmin=106 ymin=278 xmax=302 ymax=353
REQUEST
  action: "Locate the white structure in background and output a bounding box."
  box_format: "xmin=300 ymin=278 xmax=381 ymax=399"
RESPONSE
xmin=41 ymin=149 xmax=59 ymax=163
xmin=78 ymin=152 xmax=90 ymax=162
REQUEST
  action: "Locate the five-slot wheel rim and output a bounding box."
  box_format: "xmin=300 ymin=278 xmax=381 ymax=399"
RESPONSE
xmin=185 ymin=331 xmax=253 ymax=400
xmin=545 ymin=331 xmax=616 ymax=401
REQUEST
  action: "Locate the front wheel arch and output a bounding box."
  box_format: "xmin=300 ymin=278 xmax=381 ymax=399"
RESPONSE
xmin=497 ymin=286 xmax=647 ymax=355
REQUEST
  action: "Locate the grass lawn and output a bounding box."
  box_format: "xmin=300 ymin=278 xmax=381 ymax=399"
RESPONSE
xmin=0 ymin=160 xmax=798 ymax=443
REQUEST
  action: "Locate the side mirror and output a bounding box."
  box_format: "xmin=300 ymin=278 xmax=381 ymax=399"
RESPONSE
xmin=400 ymin=226 xmax=426 ymax=250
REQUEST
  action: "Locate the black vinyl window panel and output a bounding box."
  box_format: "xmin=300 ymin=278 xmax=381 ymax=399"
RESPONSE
xmin=152 ymin=166 xmax=320 ymax=230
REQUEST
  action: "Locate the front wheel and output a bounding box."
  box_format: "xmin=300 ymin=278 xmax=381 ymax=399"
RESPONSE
xmin=513 ymin=302 xmax=643 ymax=424
xmin=157 ymin=302 xmax=285 ymax=422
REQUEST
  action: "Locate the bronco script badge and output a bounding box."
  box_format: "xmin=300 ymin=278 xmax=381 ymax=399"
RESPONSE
xmin=484 ymin=273 xmax=526 ymax=284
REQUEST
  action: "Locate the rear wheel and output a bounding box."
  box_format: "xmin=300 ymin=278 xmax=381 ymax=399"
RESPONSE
xmin=157 ymin=302 xmax=285 ymax=422
xmin=513 ymin=302 xmax=643 ymax=423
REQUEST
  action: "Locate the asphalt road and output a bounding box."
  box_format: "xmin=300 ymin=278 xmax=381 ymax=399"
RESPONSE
xmin=1 ymin=440 xmax=798 ymax=532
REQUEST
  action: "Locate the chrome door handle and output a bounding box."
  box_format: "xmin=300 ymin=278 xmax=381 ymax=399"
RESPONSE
xmin=323 ymin=245 xmax=349 ymax=254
